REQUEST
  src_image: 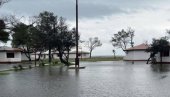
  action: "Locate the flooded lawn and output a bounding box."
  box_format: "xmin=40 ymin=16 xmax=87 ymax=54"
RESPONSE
xmin=0 ymin=61 xmax=170 ymax=97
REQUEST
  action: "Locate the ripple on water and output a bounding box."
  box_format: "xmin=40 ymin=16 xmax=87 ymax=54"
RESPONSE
xmin=0 ymin=61 xmax=170 ymax=97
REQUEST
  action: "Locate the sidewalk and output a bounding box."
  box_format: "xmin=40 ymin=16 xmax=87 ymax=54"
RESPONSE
xmin=0 ymin=63 xmax=34 ymax=71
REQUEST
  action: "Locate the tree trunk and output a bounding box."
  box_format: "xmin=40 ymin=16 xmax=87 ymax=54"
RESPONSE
xmin=34 ymin=52 xmax=36 ymax=67
xmin=49 ymin=45 xmax=52 ymax=63
xmin=146 ymin=57 xmax=151 ymax=64
xmin=89 ymin=50 xmax=92 ymax=58
xmin=24 ymin=52 xmax=31 ymax=62
xmin=113 ymin=52 xmax=116 ymax=59
xmin=37 ymin=51 xmax=42 ymax=61
xmin=160 ymin=52 xmax=163 ymax=65
xmin=58 ymin=50 xmax=69 ymax=66
xmin=28 ymin=56 xmax=31 ymax=62
xmin=66 ymin=50 xmax=70 ymax=64
xmin=60 ymin=57 xmax=69 ymax=66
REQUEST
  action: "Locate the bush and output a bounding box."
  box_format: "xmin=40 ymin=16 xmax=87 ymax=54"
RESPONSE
xmin=13 ymin=65 xmax=18 ymax=71
xmin=52 ymin=60 xmax=58 ymax=65
xmin=39 ymin=60 xmax=45 ymax=66
xmin=18 ymin=65 xmax=23 ymax=70
xmin=29 ymin=65 xmax=32 ymax=69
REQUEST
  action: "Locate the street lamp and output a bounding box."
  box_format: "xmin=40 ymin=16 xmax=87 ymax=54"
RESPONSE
xmin=75 ymin=0 xmax=79 ymax=68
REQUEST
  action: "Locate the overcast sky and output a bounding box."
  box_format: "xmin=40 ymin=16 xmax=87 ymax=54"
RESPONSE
xmin=1 ymin=0 xmax=170 ymax=56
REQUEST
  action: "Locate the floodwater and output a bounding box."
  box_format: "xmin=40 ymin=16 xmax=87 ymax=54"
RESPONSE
xmin=0 ymin=61 xmax=170 ymax=97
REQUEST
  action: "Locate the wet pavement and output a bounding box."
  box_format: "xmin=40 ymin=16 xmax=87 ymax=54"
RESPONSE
xmin=0 ymin=61 xmax=170 ymax=97
xmin=0 ymin=62 xmax=33 ymax=71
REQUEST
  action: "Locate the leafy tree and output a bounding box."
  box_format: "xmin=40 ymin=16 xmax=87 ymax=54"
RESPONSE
xmin=53 ymin=18 xmax=76 ymax=66
xmin=29 ymin=26 xmax=46 ymax=66
xmin=36 ymin=11 xmax=57 ymax=63
xmin=146 ymin=38 xmax=169 ymax=64
xmin=0 ymin=19 xmax=9 ymax=43
xmin=36 ymin=11 xmax=76 ymax=66
xmin=111 ymin=28 xmax=135 ymax=52
xmin=0 ymin=0 xmax=10 ymax=44
xmin=87 ymin=37 xmax=102 ymax=58
xmin=0 ymin=0 xmax=9 ymax=7
xmin=11 ymin=23 xmax=32 ymax=61
xmin=62 ymin=28 xmax=76 ymax=64
xmin=127 ymin=27 xmax=135 ymax=47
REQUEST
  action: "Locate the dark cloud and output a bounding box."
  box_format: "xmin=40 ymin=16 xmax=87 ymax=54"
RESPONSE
xmin=0 ymin=0 xmax=167 ymax=20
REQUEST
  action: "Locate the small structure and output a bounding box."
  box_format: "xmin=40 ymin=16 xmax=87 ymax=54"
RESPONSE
xmin=69 ymin=50 xmax=90 ymax=59
xmin=124 ymin=43 xmax=150 ymax=62
xmin=155 ymin=49 xmax=170 ymax=64
xmin=21 ymin=53 xmax=34 ymax=61
xmin=0 ymin=46 xmax=22 ymax=63
xmin=31 ymin=50 xmax=90 ymax=60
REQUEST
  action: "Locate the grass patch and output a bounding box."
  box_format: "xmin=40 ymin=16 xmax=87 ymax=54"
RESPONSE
xmin=35 ymin=56 xmax=123 ymax=64
xmin=69 ymin=56 xmax=123 ymax=62
xmin=81 ymin=56 xmax=123 ymax=62
xmin=23 ymin=56 xmax=123 ymax=67
xmin=0 ymin=71 xmax=10 ymax=75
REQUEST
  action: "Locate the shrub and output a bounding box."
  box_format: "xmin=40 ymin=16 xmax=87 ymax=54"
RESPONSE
xmin=18 ymin=65 xmax=23 ymax=70
xmin=13 ymin=65 xmax=18 ymax=71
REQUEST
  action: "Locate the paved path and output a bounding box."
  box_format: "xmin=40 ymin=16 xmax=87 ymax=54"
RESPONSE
xmin=0 ymin=63 xmax=34 ymax=71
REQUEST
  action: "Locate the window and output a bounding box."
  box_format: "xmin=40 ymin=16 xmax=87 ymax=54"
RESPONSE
xmin=7 ymin=53 xmax=14 ymax=58
xmin=162 ymin=50 xmax=169 ymax=57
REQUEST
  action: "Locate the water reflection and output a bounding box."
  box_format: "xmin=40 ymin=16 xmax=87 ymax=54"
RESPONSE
xmin=125 ymin=61 xmax=170 ymax=72
xmin=1 ymin=61 xmax=170 ymax=97
xmin=150 ymin=64 xmax=170 ymax=73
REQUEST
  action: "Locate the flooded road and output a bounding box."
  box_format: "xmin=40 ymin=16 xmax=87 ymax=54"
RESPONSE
xmin=0 ymin=61 xmax=170 ymax=97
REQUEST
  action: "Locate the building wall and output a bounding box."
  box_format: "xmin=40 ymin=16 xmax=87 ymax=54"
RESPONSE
xmin=0 ymin=52 xmax=6 ymax=58
xmin=124 ymin=50 xmax=150 ymax=61
xmin=31 ymin=53 xmax=90 ymax=60
xmin=156 ymin=52 xmax=170 ymax=63
xmin=0 ymin=51 xmax=21 ymax=63
xmin=69 ymin=53 xmax=90 ymax=58
xmin=21 ymin=53 xmax=34 ymax=61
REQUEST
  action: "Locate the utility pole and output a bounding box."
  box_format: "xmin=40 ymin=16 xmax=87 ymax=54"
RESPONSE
xmin=75 ymin=0 xmax=79 ymax=68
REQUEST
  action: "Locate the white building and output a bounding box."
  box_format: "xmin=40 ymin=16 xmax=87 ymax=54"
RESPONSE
xmin=124 ymin=43 xmax=150 ymax=62
xmin=69 ymin=50 xmax=90 ymax=59
xmin=155 ymin=49 xmax=170 ymax=64
xmin=31 ymin=50 xmax=90 ymax=60
xmin=21 ymin=53 xmax=35 ymax=61
xmin=0 ymin=46 xmax=22 ymax=63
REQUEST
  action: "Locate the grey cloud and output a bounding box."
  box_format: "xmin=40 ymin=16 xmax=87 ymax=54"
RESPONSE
xmin=0 ymin=0 xmax=167 ymax=20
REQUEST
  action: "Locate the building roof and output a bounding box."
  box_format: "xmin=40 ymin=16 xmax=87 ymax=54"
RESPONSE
xmin=124 ymin=43 xmax=149 ymax=51
xmin=0 ymin=46 xmax=22 ymax=52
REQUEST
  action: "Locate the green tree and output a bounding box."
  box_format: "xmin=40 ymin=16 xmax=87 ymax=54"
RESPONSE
xmin=111 ymin=28 xmax=135 ymax=52
xmin=53 ymin=18 xmax=77 ymax=66
xmin=36 ymin=11 xmax=57 ymax=63
xmin=62 ymin=28 xmax=76 ymax=64
xmin=87 ymin=37 xmax=102 ymax=58
xmin=0 ymin=0 xmax=9 ymax=7
xmin=29 ymin=26 xmax=46 ymax=66
xmin=146 ymin=38 xmax=169 ymax=64
xmin=12 ymin=23 xmax=32 ymax=61
xmin=0 ymin=20 xmax=9 ymax=43
xmin=36 ymin=11 xmax=76 ymax=66
xmin=127 ymin=27 xmax=135 ymax=47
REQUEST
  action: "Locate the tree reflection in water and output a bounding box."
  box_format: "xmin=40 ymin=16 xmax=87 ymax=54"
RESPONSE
xmin=150 ymin=64 xmax=170 ymax=73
